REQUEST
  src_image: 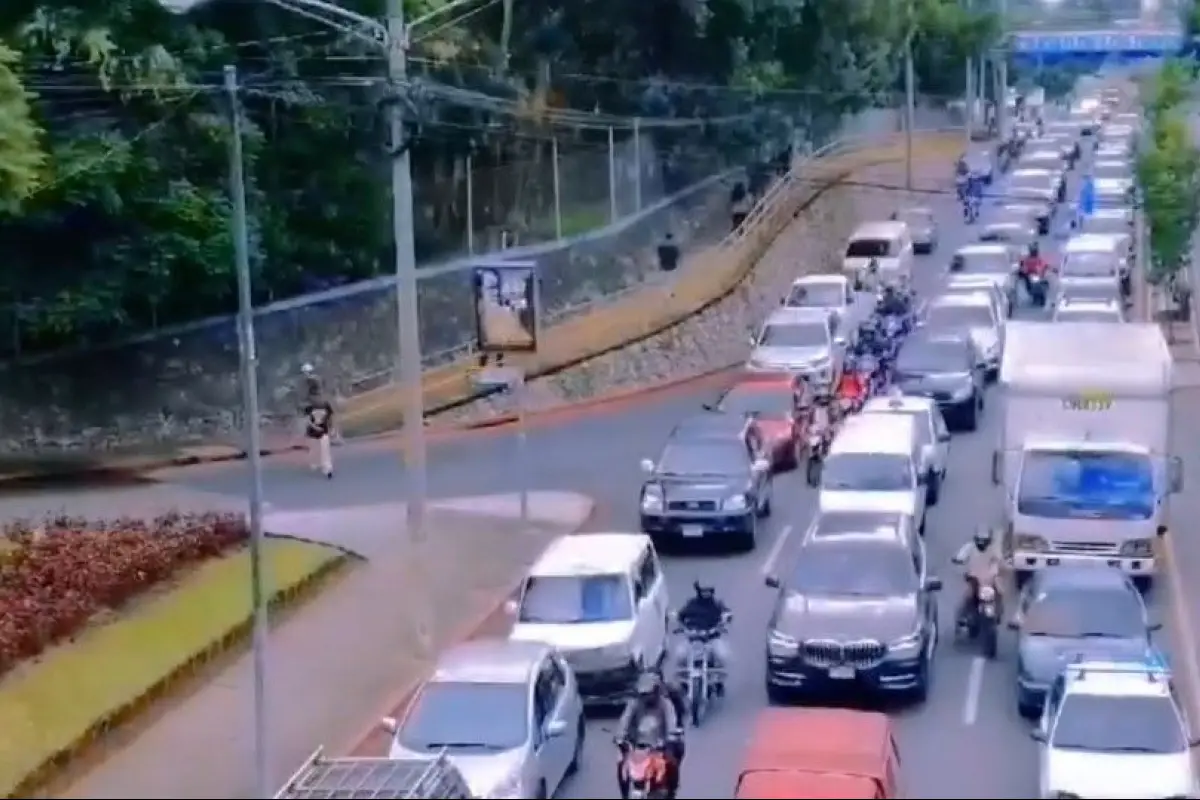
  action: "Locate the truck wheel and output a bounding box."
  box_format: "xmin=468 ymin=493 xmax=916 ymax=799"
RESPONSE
xmin=962 ymin=398 xmax=979 ymax=432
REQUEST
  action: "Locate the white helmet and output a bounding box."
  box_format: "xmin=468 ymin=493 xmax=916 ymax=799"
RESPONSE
xmin=301 ymin=363 xmax=314 ymax=375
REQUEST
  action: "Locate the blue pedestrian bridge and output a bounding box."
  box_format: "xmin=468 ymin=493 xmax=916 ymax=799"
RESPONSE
xmin=1011 ymin=29 xmax=1185 ymax=64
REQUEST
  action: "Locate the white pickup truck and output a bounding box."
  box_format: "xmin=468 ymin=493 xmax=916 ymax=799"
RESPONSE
xmin=993 ymin=321 xmax=1181 ymax=584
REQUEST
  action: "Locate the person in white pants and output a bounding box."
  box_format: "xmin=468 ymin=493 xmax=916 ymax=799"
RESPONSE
xmin=304 ymin=395 xmax=335 ymax=479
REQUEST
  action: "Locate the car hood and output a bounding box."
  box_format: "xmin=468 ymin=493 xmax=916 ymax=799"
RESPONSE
xmin=969 ymin=326 xmax=999 ymax=352
xmin=819 ymin=490 xmax=917 ymax=517
xmin=510 ymin=620 xmax=634 ymax=652
xmin=775 ymin=594 xmax=919 ymax=641
xmin=1047 ymin=751 xmax=1193 ymax=798
xmin=654 ymin=475 xmax=743 ymax=501
xmin=750 ymin=345 xmax=830 ymax=369
xmin=1019 ymin=635 xmax=1150 ymax=685
xmin=908 ymin=224 xmax=934 ymax=240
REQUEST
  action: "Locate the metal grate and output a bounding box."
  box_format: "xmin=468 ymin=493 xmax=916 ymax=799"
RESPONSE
xmin=275 ymin=750 xmax=471 ymax=800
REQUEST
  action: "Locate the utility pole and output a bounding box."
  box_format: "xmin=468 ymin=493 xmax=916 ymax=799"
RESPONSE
xmin=387 ymin=0 xmax=428 ymax=541
xmin=997 ymin=0 xmax=1010 ymax=142
xmin=224 ymin=63 xmax=270 ymax=800
xmin=904 ymin=0 xmax=916 ymax=190
xmin=964 ymin=0 xmax=974 ymax=145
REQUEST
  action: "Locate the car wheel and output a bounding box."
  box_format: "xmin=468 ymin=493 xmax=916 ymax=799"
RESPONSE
xmin=911 ymin=653 xmax=931 ymax=704
xmin=758 ymin=483 xmax=773 ymax=518
xmin=1018 ymin=700 xmax=1041 ymax=720
xmin=566 ymin=718 xmax=585 ymax=775
xmin=765 ymin=679 xmax=790 ymax=705
xmin=963 ymin=397 xmax=979 ymax=432
xmin=740 ymin=514 xmax=758 ymax=552
xmin=926 ymin=471 xmax=941 ymax=506
xmin=535 ymin=780 xmax=548 ymax=800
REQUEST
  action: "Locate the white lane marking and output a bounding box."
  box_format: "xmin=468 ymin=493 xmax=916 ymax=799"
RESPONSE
xmin=759 ymin=524 xmax=794 ymax=578
xmin=963 ymin=656 xmax=985 ymax=726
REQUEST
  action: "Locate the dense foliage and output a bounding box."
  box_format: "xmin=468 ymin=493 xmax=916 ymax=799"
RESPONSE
xmin=0 ymin=0 xmax=993 ymax=355
xmin=1137 ymin=59 xmax=1200 ymax=287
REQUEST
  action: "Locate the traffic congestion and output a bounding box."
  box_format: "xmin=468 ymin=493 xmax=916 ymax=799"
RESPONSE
xmin=277 ymin=79 xmax=1193 ymax=799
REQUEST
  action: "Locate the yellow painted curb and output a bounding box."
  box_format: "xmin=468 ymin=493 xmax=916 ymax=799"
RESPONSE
xmin=10 ymin=541 xmax=358 ymax=798
xmin=342 ymin=133 xmax=962 ymax=436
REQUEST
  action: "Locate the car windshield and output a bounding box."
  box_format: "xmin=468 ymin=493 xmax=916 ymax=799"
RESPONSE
xmin=896 ymin=338 xmax=971 ymax=373
xmin=925 ymin=303 xmax=992 ymax=329
xmin=1056 ymin=309 xmax=1120 ymax=323
xmin=1063 ymin=251 xmax=1118 ymax=277
xmin=785 ymin=282 xmax=843 ymax=308
xmin=518 ymin=574 xmax=633 ymax=623
xmin=846 ymin=238 xmax=892 ymax=258
xmin=822 ymin=452 xmax=914 ymax=492
xmin=658 ymin=441 xmax=748 ymax=476
xmin=758 ymin=321 xmax=827 ymax=348
xmin=789 ymin=542 xmax=917 ymax=596
xmin=1052 ymin=695 xmax=1186 ymax=754
xmin=955 ymin=250 xmax=1010 ymax=274
xmin=400 ymin=682 xmax=529 ymax=752
xmin=718 ymin=384 xmax=794 ymax=417
xmin=1017 ymin=449 xmax=1155 ymax=520
xmin=1061 ymin=283 xmax=1120 ymax=303
xmin=1022 ymin=585 xmax=1145 ymax=638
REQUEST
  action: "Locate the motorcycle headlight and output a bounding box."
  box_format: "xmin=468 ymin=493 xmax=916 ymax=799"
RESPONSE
xmin=888 ymin=632 xmax=923 ymax=658
xmin=978 ymin=585 xmax=996 ymax=602
xmin=1120 ymin=538 xmax=1154 ymax=557
xmin=768 ymin=630 xmax=799 ymax=656
xmin=1015 ymin=534 xmax=1049 ymax=552
xmin=723 ymin=494 xmax=749 ymax=512
xmin=641 ymin=485 xmax=664 ymax=513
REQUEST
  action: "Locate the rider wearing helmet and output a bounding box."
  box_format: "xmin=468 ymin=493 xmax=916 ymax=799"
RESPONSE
xmin=957 ymin=526 xmax=1005 ymax=624
xmin=876 ymin=284 xmax=908 ymax=317
xmin=616 ymin=672 xmax=687 ymax=798
xmin=810 ymin=387 xmax=836 ymax=435
xmin=674 ymin=582 xmax=732 ymax=692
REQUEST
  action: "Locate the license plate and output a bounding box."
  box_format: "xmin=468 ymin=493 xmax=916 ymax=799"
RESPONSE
xmin=681 ymin=525 xmax=705 ymax=538
xmin=1047 ymin=557 xmax=1060 ymax=566
xmin=828 ymin=666 xmax=855 ymax=679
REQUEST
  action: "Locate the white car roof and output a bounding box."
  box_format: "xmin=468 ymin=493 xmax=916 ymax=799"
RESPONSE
xmin=792 ymin=274 xmax=847 ymax=288
xmin=1062 ymin=660 xmax=1173 ymax=699
xmin=956 ymin=243 xmax=1010 ymax=256
xmin=530 ymin=532 xmax=651 ymax=577
xmin=1064 ymin=234 xmax=1119 ymax=253
xmin=765 ymin=306 xmax=831 ymax=326
xmin=862 ymin=394 xmax=936 ymax=416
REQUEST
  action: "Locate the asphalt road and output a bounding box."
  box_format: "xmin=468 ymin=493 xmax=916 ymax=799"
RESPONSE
xmin=167 ymin=139 xmax=1185 ymax=798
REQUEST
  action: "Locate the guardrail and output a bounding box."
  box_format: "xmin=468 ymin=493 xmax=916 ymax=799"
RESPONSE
xmin=341 ymin=125 xmax=963 ymax=434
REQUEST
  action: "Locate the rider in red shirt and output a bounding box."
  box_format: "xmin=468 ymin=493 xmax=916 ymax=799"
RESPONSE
xmin=1018 ymin=243 xmax=1049 ymax=304
xmin=836 ymin=359 xmax=868 ymax=409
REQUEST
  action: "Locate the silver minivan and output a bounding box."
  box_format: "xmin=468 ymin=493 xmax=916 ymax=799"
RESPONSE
xmin=817 ymin=414 xmax=928 ymax=534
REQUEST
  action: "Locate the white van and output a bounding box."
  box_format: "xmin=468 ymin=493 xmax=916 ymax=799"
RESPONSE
xmin=817 ymin=414 xmax=928 ymax=534
xmin=508 ymin=532 xmax=669 ymax=704
xmin=1059 ymin=233 xmax=1123 ymax=299
xmin=842 ymin=220 xmax=914 ymax=289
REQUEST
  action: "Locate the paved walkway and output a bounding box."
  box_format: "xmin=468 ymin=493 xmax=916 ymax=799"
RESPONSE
xmin=54 ymin=491 xmax=593 ymax=799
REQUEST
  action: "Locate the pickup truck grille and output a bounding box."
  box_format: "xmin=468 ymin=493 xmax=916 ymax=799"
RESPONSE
xmin=1050 ymin=540 xmax=1120 ymax=556
xmin=668 ymin=500 xmax=717 ymax=512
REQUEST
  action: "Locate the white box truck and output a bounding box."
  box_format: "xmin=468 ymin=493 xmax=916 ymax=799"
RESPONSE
xmin=994 ymin=321 xmax=1181 ymax=582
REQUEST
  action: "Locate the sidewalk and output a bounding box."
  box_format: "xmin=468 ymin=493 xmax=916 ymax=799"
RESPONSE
xmin=53 ymin=491 xmax=594 ymax=799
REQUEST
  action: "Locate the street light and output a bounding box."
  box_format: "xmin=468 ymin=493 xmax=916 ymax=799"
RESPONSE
xmin=158 ymin=0 xmax=479 ymax=795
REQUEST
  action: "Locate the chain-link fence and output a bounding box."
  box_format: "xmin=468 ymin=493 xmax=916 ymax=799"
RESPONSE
xmin=0 ymin=99 xmax=958 ymax=453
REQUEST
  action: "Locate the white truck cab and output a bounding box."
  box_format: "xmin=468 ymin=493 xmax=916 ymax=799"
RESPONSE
xmin=819 ymin=413 xmax=928 ymax=534
xmin=994 ymin=322 xmax=1181 ymax=584
xmin=842 ymin=220 xmax=913 ymax=290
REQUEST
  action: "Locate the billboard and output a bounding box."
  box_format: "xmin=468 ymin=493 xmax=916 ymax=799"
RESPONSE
xmin=471 ymin=259 xmax=539 ymax=353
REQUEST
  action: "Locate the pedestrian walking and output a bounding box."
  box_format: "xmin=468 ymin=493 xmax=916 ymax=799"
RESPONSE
xmin=300 ymin=363 xmax=334 ymax=478
xmin=657 ymin=231 xmax=680 ymax=273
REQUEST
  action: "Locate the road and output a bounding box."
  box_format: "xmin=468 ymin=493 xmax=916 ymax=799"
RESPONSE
xmin=163 ymin=140 xmax=1198 ymax=798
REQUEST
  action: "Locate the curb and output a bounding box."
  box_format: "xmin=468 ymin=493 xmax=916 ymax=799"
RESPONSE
xmin=341 ymin=498 xmax=598 ymax=757
xmin=13 ymin=536 xmax=358 ymax=798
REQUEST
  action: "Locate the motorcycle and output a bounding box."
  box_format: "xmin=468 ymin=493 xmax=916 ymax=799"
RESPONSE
xmin=618 ymin=742 xmax=673 ymax=799
xmin=962 ymin=192 xmax=980 ymax=224
xmin=674 ymin=613 xmax=731 ymax=727
xmin=955 ymin=580 xmax=1000 ymax=659
xmin=1023 ymin=273 xmax=1048 ymax=308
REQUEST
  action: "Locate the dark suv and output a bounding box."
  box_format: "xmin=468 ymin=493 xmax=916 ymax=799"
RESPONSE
xmin=764 ymin=510 xmax=941 ymax=704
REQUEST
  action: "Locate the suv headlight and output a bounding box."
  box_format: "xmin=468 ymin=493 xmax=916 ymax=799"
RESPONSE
xmin=888 ymin=632 xmax=923 ymax=659
xmin=723 ymin=494 xmax=749 ymax=512
xmin=641 ymin=485 xmax=664 ymax=513
xmin=1015 ymin=534 xmax=1049 ymax=552
xmin=1120 ymin=538 xmax=1154 ymax=557
xmin=768 ymin=630 xmax=799 ymax=656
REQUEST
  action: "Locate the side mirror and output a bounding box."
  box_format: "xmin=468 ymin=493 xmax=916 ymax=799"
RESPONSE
xmin=925 ymin=576 xmax=943 ymax=592
xmin=379 ymin=716 xmax=399 ymax=734
xmin=545 ymin=718 xmax=568 ymax=738
xmin=1169 ymin=456 xmax=1184 ymax=493
xmin=1030 ymin=728 xmax=1046 ymax=742
xmin=990 ymin=450 xmax=1002 ymax=485
xmin=701 ymin=402 xmax=714 ymax=412
xmin=1148 ymin=620 xmax=1164 ymax=632
xmin=640 ymin=458 xmax=655 ymax=474
xmin=764 ymin=575 xmax=781 ymax=589
xmin=1157 ymin=524 xmax=1168 ymax=538
xmin=504 ymin=598 xmax=519 ymax=615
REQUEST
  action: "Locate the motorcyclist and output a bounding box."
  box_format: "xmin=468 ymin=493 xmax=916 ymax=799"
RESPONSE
xmin=1018 ymin=242 xmax=1049 ymax=299
xmin=957 ymin=526 xmax=1006 ymax=626
xmin=616 ymin=672 xmax=686 ymax=798
xmin=810 ymin=388 xmax=836 ymax=435
xmin=674 ymin=582 xmax=732 ymax=693
xmin=836 ymin=358 xmax=867 ymax=407
xmin=876 ymin=284 xmax=909 ymax=317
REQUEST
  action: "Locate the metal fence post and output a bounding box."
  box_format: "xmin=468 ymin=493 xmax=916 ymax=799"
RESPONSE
xmin=552 ymin=135 xmax=563 ymax=240
xmin=633 ymin=117 xmax=643 ymax=211
xmin=608 ymin=125 xmax=618 ymax=223
xmin=466 ymin=153 xmax=475 ymax=254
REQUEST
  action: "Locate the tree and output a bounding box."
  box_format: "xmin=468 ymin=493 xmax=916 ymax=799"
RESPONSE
xmin=1137 ymin=110 xmax=1200 ymax=286
xmin=0 ymin=45 xmax=44 ymax=213
xmin=909 ymin=0 xmax=1001 ymax=100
